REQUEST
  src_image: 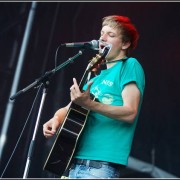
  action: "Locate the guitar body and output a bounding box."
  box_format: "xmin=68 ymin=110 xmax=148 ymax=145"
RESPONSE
xmin=43 ymin=103 xmax=90 ymax=176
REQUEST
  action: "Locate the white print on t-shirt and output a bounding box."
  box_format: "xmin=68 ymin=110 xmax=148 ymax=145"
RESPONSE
xmin=91 ymin=85 xmax=114 ymax=105
xmin=101 ymin=80 xmax=113 ymax=87
xmin=102 ymin=94 xmax=113 ymax=104
xmin=91 ymin=86 xmax=102 ymax=99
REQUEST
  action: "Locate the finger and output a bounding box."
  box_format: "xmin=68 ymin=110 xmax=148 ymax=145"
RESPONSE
xmin=73 ymin=77 xmax=77 ymax=85
xmin=43 ymin=123 xmax=55 ymax=136
xmin=70 ymin=84 xmax=78 ymax=96
xmin=86 ymin=81 xmax=93 ymax=92
xmin=70 ymin=86 xmax=76 ymax=96
xmin=43 ymin=129 xmax=55 ymax=136
xmin=70 ymin=90 xmax=76 ymax=102
xmin=70 ymin=85 xmax=75 ymax=91
xmin=73 ymin=78 xmax=80 ymax=92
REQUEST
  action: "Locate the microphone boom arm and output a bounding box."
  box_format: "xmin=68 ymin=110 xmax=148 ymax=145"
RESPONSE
xmin=10 ymin=49 xmax=84 ymax=101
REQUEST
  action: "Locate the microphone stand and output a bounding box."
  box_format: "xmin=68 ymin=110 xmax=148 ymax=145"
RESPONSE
xmin=10 ymin=49 xmax=84 ymax=178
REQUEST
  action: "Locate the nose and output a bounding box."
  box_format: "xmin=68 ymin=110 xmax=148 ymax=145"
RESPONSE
xmin=100 ymin=33 xmax=107 ymax=42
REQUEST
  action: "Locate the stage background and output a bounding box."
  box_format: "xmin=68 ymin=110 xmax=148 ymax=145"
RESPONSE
xmin=0 ymin=2 xmax=180 ymax=178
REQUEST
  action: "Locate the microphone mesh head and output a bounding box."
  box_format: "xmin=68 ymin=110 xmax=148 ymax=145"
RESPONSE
xmin=91 ymin=40 xmax=99 ymax=50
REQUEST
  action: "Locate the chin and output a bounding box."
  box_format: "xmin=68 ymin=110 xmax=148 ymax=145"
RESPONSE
xmin=105 ymin=55 xmax=113 ymax=61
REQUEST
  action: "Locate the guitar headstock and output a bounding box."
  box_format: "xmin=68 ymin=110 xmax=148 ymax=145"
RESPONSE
xmin=87 ymin=45 xmax=111 ymax=74
xmin=79 ymin=45 xmax=111 ymax=89
xmin=88 ymin=54 xmax=104 ymax=72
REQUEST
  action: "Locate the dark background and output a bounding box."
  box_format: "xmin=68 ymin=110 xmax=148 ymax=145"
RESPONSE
xmin=0 ymin=1 xmax=180 ymax=178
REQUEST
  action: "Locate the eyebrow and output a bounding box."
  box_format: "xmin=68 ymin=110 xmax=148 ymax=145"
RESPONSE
xmin=101 ymin=30 xmax=117 ymax=36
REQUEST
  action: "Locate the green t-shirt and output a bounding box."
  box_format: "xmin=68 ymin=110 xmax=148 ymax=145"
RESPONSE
xmin=74 ymin=57 xmax=145 ymax=166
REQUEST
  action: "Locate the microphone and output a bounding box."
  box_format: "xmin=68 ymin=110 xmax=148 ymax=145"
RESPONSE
xmin=61 ymin=40 xmax=99 ymax=50
xmin=99 ymin=41 xmax=112 ymax=57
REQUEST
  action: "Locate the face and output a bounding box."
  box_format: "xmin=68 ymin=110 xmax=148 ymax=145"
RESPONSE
xmin=99 ymin=25 xmax=129 ymax=61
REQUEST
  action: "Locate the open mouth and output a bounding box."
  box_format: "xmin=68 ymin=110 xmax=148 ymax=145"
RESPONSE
xmin=100 ymin=44 xmax=105 ymax=50
xmin=98 ymin=41 xmax=112 ymax=57
xmin=99 ymin=41 xmax=111 ymax=50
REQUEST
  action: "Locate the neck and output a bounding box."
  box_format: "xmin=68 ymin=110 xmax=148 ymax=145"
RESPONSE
xmin=105 ymin=56 xmax=128 ymax=68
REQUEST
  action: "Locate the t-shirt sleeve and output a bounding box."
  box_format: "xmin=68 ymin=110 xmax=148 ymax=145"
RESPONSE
xmin=120 ymin=58 xmax=145 ymax=96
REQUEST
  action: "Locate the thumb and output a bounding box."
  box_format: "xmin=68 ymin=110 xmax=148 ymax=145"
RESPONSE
xmin=86 ymin=81 xmax=93 ymax=92
xmin=51 ymin=116 xmax=59 ymax=133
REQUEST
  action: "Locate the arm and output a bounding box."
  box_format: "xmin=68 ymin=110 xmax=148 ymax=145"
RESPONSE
xmin=43 ymin=103 xmax=71 ymax=138
xmin=88 ymin=83 xmax=140 ymax=123
xmin=70 ymin=78 xmax=140 ymax=123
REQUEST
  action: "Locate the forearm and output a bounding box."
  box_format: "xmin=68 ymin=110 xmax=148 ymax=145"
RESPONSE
xmin=54 ymin=103 xmax=71 ymax=124
xmin=86 ymin=100 xmax=137 ymax=123
xmin=70 ymin=80 xmax=140 ymax=123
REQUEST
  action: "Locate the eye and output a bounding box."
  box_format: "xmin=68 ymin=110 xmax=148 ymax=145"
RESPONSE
xmin=109 ymin=33 xmax=115 ymax=37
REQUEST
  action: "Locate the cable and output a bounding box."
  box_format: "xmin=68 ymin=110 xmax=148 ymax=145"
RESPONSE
xmin=54 ymin=45 xmax=61 ymax=71
xmin=0 ymin=84 xmax=43 ymax=178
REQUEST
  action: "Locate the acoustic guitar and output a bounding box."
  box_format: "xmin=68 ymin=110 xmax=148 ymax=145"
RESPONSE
xmin=43 ymin=46 xmax=110 ymax=176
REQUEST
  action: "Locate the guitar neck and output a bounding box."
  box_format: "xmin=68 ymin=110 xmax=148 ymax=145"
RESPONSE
xmin=78 ymin=69 xmax=91 ymax=91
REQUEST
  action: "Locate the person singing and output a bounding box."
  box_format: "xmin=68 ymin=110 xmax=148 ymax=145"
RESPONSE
xmin=43 ymin=15 xmax=145 ymax=178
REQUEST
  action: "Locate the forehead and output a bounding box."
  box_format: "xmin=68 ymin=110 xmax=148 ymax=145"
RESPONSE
xmin=101 ymin=25 xmax=121 ymax=35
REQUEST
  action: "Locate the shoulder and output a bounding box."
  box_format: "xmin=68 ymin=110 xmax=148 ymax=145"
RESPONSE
xmin=124 ymin=57 xmax=144 ymax=71
xmin=122 ymin=57 xmax=145 ymax=95
xmin=125 ymin=57 xmax=141 ymax=65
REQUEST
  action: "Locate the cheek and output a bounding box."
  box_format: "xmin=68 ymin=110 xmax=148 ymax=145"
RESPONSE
xmin=106 ymin=45 xmax=121 ymax=59
xmin=111 ymin=44 xmax=122 ymax=54
xmin=106 ymin=49 xmax=116 ymax=59
xmin=112 ymin=42 xmax=122 ymax=52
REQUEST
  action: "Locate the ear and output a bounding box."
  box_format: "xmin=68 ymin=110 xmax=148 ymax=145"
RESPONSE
xmin=122 ymin=41 xmax=131 ymax=50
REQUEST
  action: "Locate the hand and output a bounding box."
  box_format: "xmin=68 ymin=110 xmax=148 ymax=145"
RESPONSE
xmin=43 ymin=116 xmax=60 ymax=138
xmin=70 ymin=78 xmax=93 ymax=108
